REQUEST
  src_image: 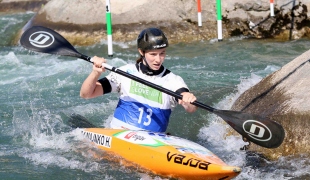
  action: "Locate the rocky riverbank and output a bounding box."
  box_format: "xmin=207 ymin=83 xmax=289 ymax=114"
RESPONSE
xmin=2 ymin=0 xmax=310 ymax=46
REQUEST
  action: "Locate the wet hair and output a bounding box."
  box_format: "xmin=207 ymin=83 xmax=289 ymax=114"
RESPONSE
xmin=136 ymin=55 xmax=143 ymax=63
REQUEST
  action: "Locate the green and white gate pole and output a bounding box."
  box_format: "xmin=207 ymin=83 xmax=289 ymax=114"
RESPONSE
xmin=216 ymin=0 xmax=223 ymax=41
xmin=106 ymin=0 xmax=113 ymax=57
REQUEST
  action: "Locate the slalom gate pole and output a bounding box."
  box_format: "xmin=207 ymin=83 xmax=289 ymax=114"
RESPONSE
xmin=270 ymin=0 xmax=275 ymax=17
xmin=216 ymin=0 xmax=223 ymax=41
xmin=106 ymin=0 xmax=113 ymax=57
xmin=197 ymin=0 xmax=202 ymax=27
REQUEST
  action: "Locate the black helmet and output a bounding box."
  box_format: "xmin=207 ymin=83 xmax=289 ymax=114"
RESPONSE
xmin=137 ymin=28 xmax=169 ymax=51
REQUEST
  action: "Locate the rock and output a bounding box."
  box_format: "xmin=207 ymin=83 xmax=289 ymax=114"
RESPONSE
xmin=1 ymin=0 xmax=309 ymax=45
xmin=22 ymin=0 xmax=222 ymax=46
xmin=9 ymin=0 xmax=309 ymax=46
xmin=232 ymin=49 xmax=310 ymax=159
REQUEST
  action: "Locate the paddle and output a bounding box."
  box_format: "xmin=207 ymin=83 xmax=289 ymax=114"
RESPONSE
xmin=67 ymin=113 xmax=98 ymax=129
xmin=20 ymin=26 xmax=285 ymax=148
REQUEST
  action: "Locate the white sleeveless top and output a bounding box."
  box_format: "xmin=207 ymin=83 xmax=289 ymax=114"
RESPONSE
xmin=106 ymin=63 xmax=188 ymax=132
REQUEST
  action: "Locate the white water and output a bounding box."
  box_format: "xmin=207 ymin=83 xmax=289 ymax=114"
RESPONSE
xmin=2 ymin=12 xmax=310 ymax=180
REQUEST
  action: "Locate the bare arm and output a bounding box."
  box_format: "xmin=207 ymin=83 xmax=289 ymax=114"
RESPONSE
xmin=178 ymin=92 xmax=197 ymax=113
xmin=80 ymin=56 xmax=107 ymax=99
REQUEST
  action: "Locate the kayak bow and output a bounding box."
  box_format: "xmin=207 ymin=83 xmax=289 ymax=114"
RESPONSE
xmin=81 ymin=128 xmax=241 ymax=180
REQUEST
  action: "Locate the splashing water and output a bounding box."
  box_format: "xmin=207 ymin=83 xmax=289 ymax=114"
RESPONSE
xmin=2 ymin=12 xmax=310 ymax=179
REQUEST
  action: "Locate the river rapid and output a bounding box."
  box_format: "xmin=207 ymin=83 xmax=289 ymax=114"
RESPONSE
xmin=1 ymin=12 xmax=310 ymax=180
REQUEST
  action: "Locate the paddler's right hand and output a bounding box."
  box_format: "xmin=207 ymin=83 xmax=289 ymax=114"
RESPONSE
xmin=92 ymin=56 xmax=107 ymax=74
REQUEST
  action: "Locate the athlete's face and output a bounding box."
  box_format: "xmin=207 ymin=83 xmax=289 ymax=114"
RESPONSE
xmin=140 ymin=48 xmax=166 ymax=70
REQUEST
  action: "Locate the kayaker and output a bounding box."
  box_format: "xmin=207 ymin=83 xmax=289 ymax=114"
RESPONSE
xmin=80 ymin=27 xmax=197 ymax=132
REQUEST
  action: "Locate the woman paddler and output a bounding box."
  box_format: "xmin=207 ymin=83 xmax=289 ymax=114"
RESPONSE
xmin=80 ymin=27 xmax=197 ymax=132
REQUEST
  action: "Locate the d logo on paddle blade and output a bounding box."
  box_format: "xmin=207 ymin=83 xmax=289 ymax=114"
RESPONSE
xmin=29 ymin=31 xmax=55 ymax=48
xmin=243 ymin=120 xmax=272 ymax=142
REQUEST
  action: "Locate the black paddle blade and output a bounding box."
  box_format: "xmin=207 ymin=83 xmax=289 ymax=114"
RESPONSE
xmin=20 ymin=26 xmax=83 ymax=59
xmin=68 ymin=113 xmax=97 ymax=128
xmin=214 ymin=110 xmax=285 ymax=148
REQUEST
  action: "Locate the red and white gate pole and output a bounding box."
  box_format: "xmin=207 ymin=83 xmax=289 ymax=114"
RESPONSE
xmin=197 ymin=0 xmax=202 ymax=26
xmin=270 ymin=0 xmax=275 ymax=17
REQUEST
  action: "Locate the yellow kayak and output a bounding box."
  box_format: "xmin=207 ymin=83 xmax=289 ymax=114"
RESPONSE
xmin=81 ymin=128 xmax=241 ymax=180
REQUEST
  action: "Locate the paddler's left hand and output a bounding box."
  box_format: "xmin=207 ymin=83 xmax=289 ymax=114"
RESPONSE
xmin=179 ymin=92 xmax=197 ymax=113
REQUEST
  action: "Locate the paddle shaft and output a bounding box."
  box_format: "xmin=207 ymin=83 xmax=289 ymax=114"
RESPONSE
xmin=79 ymin=54 xmax=215 ymax=112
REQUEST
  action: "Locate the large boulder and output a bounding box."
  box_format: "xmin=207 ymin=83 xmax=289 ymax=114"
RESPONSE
xmin=232 ymin=49 xmax=310 ymax=159
xmin=223 ymin=0 xmax=310 ymax=40
xmin=11 ymin=0 xmax=310 ymax=45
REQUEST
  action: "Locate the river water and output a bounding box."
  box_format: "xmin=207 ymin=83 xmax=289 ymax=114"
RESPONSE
xmin=1 ymin=12 xmax=310 ymax=180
